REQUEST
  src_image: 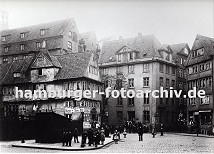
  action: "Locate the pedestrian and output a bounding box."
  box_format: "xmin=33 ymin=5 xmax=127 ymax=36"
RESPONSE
xmin=138 ymin=126 xmax=144 ymax=141
xmin=93 ymin=129 xmax=99 ymax=147
xmin=73 ymin=128 xmax=79 ymax=143
xmin=152 ymin=126 xmax=156 ymax=138
xmin=160 ymin=123 xmax=164 ymax=136
xmin=123 ymin=128 xmax=127 ymax=138
xmin=62 ymin=131 xmax=66 ymax=146
xmin=81 ymin=130 xmax=87 ymax=147
xmin=100 ymin=127 xmax=105 ymax=145
xmin=68 ymin=131 xmax=73 ymax=147
xmin=87 ymin=128 xmax=93 ymax=146
xmin=113 ymin=129 xmax=120 ymax=144
xmin=65 ymin=131 xmax=69 ymax=146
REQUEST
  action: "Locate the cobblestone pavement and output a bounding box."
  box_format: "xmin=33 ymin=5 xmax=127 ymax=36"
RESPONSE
xmin=1 ymin=133 xmax=214 ymax=153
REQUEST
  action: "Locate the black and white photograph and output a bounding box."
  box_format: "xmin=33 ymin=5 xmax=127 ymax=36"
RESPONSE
xmin=0 ymin=0 xmax=214 ymax=153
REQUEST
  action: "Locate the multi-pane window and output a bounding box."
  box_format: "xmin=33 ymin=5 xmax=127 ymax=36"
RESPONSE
xmin=129 ymin=52 xmax=133 ymax=61
xmin=4 ymin=47 xmax=9 ymax=52
xmin=179 ymin=69 xmax=183 ymax=78
xmin=23 ymin=55 xmax=28 ymax=59
xmin=181 ymin=58 xmax=183 ymax=65
xmin=128 ymin=96 xmax=134 ymax=106
xmin=160 ymin=77 xmax=163 ymax=87
xmin=128 ymin=65 xmax=134 ymax=73
xmin=160 ymin=63 xmax=164 ymax=73
xmin=36 ymin=42 xmax=41 ymax=48
xmin=20 ymin=44 xmax=25 ymax=50
xmin=1 ymin=36 xmax=6 ymax=41
xmin=20 ymin=33 xmax=26 ymax=38
xmin=172 ymin=80 xmax=175 ymax=88
xmin=166 ymin=78 xmax=170 ymax=88
xmin=144 ymin=93 xmax=149 ymax=104
xmin=68 ymin=41 xmax=72 ymax=49
xmin=3 ymin=57 xmax=8 ymax=63
xmin=118 ymin=54 xmax=122 ymax=62
xmin=143 ymin=111 xmax=150 ymax=122
xmin=143 ymin=63 xmax=149 ymax=72
xmin=166 ymin=53 xmax=170 ymax=61
xmin=40 ymin=29 xmax=46 ymax=35
xmin=38 ymin=69 xmax=43 ymax=75
xmin=117 ymin=111 xmax=123 ymax=122
xmin=179 ymin=82 xmax=183 ymax=89
xmin=172 ymin=67 xmax=175 ymax=75
xmin=103 ymin=68 xmax=108 ymax=75
xmin=200 ymin=95 xmax=210 ymax=105
xmin=189 ymin=98 xmax=196 ymax=105
xmin=13 ymin=56 xmax=18 ymax=61
xmin=128 ymin=78 xmax=134 ymax=88
xmin=166 ymin=65 xmax=170 ymax=74
xmin=116 ymin=66 xmax=123 ymax=73
xmin=143 ymin=77 xmax=149 ymax=87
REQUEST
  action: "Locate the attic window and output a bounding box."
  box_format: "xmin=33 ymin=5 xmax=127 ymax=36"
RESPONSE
xmin=20 ymin=33 xmax=26 ymax=38
xmin=20 ymin=44 xmax=25 ymax=50
xmin=4 ymin=46 xmax=9 ymax=52
xmin=1 ymin=36 xmax=6 ymax=41
xmin=40 ymin=29 xmax=46 ymax=36
xmin=36 ymin=42 xmax=41 ymax=48
xmin=14 ymin=72 xmax=21 ymax=78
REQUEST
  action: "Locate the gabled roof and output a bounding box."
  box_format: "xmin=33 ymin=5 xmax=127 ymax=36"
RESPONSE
xmin=0 ymin=18 xmax=76 ymax=56
xmin=116 ymin=45 xmax=139 ymax=54
xmin=185 ymin=34 xmax=214 ymax=66
xmin=0 ymin=18 xmax=74 ymax=44
xmin=0 ymin=51 xmax=93 ymax=85
xmin=99 ymin=34 xmax=164 ymax=64
xmin=168 ymin=43 xmax=189 ymax=55
xmin=55 ymin=52 xmax=92 ymax=80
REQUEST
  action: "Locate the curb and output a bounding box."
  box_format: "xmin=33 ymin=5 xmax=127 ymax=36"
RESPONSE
xmin=12 ymin=140 xmax=115 ymax=151
xmin=174 ymin=133 xmax=214 ymax=138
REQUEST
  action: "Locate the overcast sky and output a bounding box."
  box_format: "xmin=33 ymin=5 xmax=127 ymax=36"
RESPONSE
xmin=3 ymin=0 xmax=214 ymax=47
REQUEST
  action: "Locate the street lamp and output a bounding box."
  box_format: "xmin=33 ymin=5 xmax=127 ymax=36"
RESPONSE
xmin=21 ymin=107 xmax=25 ymax=143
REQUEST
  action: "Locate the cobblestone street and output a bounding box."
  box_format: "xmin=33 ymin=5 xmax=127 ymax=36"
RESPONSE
xmin=1 ymin=133 xmax=214 ymax=153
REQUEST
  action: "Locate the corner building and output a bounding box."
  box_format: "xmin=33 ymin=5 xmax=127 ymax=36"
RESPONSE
xmin=99 ymin=33 xmax=179 ymax=131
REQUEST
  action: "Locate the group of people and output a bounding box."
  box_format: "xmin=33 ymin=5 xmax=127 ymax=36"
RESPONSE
xmin=62 ymin=127 xmax=106 ymax=147
xmin=62 ymin=128 xmax=79 ymax=146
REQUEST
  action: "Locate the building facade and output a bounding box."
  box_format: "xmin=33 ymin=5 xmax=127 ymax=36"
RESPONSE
xmin=0 ymin=19 xmax=102 ymax=128
xmin=186 ymin=34 xmax=214 ymax=134
xmin=99 ymin=33 xmax=179 ymax=131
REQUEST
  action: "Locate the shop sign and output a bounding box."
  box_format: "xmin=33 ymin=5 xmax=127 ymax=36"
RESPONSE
xmin=83 ymin=122 xmax=91 ymax=129
xmin=65 ymin=107 xmax=75 ymax=114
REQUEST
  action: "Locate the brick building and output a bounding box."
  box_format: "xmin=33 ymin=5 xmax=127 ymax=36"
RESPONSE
xmin=185 ymin=34 xmax=214 ymax=134
xmin=99 ymin=33 xmax=179 ymax=131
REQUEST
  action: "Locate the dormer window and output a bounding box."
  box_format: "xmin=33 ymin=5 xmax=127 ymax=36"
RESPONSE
xmin=118 ymin=54 xmax=122 ymax=62
xmin=20 ymin=44 xmax=25 ymax=50
xmin=20 ymin=33 xmax=26 ymax=38
xmin=129 ymin=52 xmax=133 ymax=61
xmin=69 ymin=31 xmax=72 ymax=37
xmin=1 ymin=36 xmax=6 ymax=41
xmin=13 ymin=56 xmax=18 ymax=61
xmin=40 ymin=29 xmax=46 ymax=36
xmin=14 ymin=72 xmax=21 ymax=78
xmin=4 ymin=46 xmax=9 ymax=52
xmin=36 ymin=42 xmax=41 ymax=48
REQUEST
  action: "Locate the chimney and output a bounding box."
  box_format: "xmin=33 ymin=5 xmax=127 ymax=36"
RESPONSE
xmin=137 ymin=32 xmax=142 ymax=38
xmin=119 ymin=36 xmax=123 ymax=43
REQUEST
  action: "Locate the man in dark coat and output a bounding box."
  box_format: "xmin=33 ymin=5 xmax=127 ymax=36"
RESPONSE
xmin=87 ymin=128 xmax=93 ymax=146
xmin=160 ymin=123 xmax=164 ymax=136
xmin=68 ymin=131 xmax=73 ymax=147
xmin=73 ymin=128 xmax=79 ymax=143
xmin=62 ymin=131 xmax=66 ymax=146
xmin=138 ymin=126 xmax=144 ymax=141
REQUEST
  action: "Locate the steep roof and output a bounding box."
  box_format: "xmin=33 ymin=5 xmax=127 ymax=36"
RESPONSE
xmin=55 ymin=52 xmax=92 ymax=80
xmin=169 ymin=43 xmax=189 ymax=55
xmin=0 ymin=18 xmax=74 ymax=44
xmin=185 ymin=34 xmax=214 ymax=66
xmin=0 ymin=51 xmax=93 ymax=85
xmin=99 ymin=34 xmax=164 ymax=64
xmin=0 ymin=18 xmax=76 ymax=56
